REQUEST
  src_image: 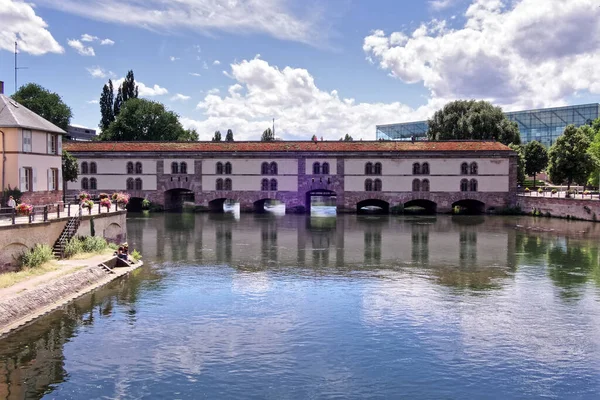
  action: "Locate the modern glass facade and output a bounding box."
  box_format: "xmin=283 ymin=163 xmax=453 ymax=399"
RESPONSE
xmin=376 ymin=103 xmax=600 ymax=146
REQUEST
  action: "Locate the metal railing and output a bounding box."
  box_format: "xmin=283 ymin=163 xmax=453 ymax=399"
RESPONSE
xmin=0 ymin=200 xmax=125 ymax=226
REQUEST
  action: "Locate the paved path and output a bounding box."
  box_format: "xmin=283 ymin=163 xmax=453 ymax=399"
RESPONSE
xmin=0 ymin=205 xmax=122 ymax=227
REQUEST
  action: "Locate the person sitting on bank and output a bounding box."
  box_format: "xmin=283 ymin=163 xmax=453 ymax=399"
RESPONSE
xmin=117 ymin=246 xmax=128 ymax=260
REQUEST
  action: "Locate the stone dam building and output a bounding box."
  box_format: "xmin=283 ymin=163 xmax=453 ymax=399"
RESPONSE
xmin=64 ymin=141 xmax=518 ymax=213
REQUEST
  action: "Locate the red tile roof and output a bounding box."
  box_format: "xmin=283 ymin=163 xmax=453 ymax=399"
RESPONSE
xmin=64 ymin=140 xmax=513 ymax=153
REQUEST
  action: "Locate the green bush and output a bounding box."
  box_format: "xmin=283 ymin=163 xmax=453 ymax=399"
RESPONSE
xmin=64 ymin=237 xmax=84 ymax=258
xmin=495 ymin=206 xmax=522 ymax=215
xmin=108 ymin=243 xmax=118 ymax=250
xmin=130 ymin=249 xmax=142 ymax=262
xmin=82 ymin=236 xmax=108 ymax=253
xmin=18 ymin=244 xmax=55 ymax=268
xmin=142 ymin=199 xmax=151 ymax=209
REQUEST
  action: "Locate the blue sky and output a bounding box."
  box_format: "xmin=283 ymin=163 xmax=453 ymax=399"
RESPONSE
xmin=1 ymin=0 xmax=599 ymax=140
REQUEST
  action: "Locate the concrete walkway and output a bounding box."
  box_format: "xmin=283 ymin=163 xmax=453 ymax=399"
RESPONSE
xmin=0 ymin=205 xmax=123 ymax=227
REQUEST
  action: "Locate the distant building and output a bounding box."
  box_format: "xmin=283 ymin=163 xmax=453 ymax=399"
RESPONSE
xmin=66 ymin=125 xmax=97 ymax=141
xmin=0 ymin=81 xmax=65 ymax=205
xmin=376 ymin=103 xmax=600 ymax=147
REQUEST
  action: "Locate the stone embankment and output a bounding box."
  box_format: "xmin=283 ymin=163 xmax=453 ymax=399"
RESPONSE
xmin=517 ymin=196 xmax=600 ymax=222
xmin=0 ymin=255 xmax=141 ymax=338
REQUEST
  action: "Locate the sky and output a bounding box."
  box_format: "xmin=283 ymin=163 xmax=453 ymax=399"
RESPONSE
xmin=1 ymin=0 xmax=599 ymax=141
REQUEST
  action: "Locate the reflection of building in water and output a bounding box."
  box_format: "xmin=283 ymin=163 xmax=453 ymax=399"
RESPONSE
xmin=411 ymin=224 xmax=429 ymax=265
xmin=261 ymin=219 xmax=278 ymax=264
xmin=364 ymin=229 xmax=382 ymax=265
xmin=216 ymin=224 xmax=233 ymax=264
xmin=459 ymin=231 xmax=477 ymax=266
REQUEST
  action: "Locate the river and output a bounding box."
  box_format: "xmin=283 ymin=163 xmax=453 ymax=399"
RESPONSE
xmin=2 ymin=213 xmax=600 ymax=399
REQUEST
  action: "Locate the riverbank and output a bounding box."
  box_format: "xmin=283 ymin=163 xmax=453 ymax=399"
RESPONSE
xmin=0 ymin=253 xmax=142 ymax=338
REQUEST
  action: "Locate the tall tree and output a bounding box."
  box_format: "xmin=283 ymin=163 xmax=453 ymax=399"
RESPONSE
xmin=212 ymin=131 xmax=222 ymax=141
xmin=226 ymin=129 xmax=234 ymax=142
xmin=586 ymin=127 xmax=600 ymax=187
xmin=427 ymin=100 xmax=521 ymax=145
xmin=62 ymin=150 xmax=79 ymax=202
xmin=508 ymin=143 xmax=526 ymax=185
xmin=100 ymin=98 xmax=195 ymax=141
xmin=113 ymin=87 xmax=123 ymax=117
xmin=523 ymin=140 xmax=548 ymax=188
xmin=11 ymin=83 xmax=72 ymax=131
xmin=121 ymin=70 xmax=139 ymax=102
xmin=343 ymin=134 xmax=353 ymax=141
xmin=261 ymin=127 xmax=274 ymax=141
xmin=99 ymin=80 xmax=115 ymax=131
xmin=547 ymin=125 xmax=595 ymax=190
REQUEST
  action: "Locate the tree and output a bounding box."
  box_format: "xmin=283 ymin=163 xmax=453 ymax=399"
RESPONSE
xmin=62 ymin=150 xmax=78 ymax=202
xmin=508 ymin=143 xmax=526 ymax=185
xmin=523 ymin=140 xmax=548 ymax=188
xmin=121 ymin=70 xmax=139 ymax=103
xmin=11 ymin=83 xmax=72 ymax=131
xmin=261 ymin=127 xmax=274 ymax=141
xmin=547 ymin=125 xmax=595 ymax=190
xmin=212 ymin=131 xmax=222 ymax=142
xmin=226 ymin=129 xmax=234 ymax=142
xmin=99 ymin=80 xmax=115 ymax=131
xmin=586 ymin=127 xmax=600 ymax=187
xmin=99 ymin=98 xmax=195 ymax=141
xmin=343 ymin=134 xmax=353 ymax=141
xmin=113 ymin=87 xmax=123 ymax=117
xmin=427 ymin=100 xmax=521 ymax=145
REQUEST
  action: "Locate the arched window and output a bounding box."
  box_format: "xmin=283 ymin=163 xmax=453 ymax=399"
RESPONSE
xmin=135 ymin=162 xmax=142 ymax=174
xmin=127 ymin=178 xmax=134 ymax=190
xmin=225 ymin=162 xmax=232 ymax=175
xmin=135 ymin=178 xmax=142 ymax=190
xmin=127 ymin=162 xmax=134 ymax=174
xmin=180 ymin=162 xmax=187 ymax=174
xmin=261 ymin=178 xmax=269 ymax=191
xmin=365 ymin=178 xmax=373 ymax=192
xmin=461 ymin=162 xmax=469 ymax=175
xmin=422 ymin=179 xmax=430 ymax=192
xmin=412 ymin=179 xmax=421 ymax=192
xmin=171 ymin=162 xmax=179 ymax=174
xmin=470 ymin=179 xmax=478 ymax=192
xmin=374 ymin=179 xmax=382 ymax=192
xmin=365 ymin=162 xmax=373 ymax=175
xmin=81 ymin=177 xmax=89 ymax=190
xmin=216 ymin=178 xmax=224 ymax=191
xmin=470 ymin=162 xmax=478 ymax=175
xmin=216 ymin=162 xmax=223 ymax=175
xmin=81 ymin=162 xmax=88 ymax=174
xmin=460 ymin=179 xmax=469 ymax=192
xmin=313 ymin=162 xmax=321 ymax=175
xmin=374 ymin=162 xmax=382 ymax=175
xmin=90 ymin=162 xmax=97 ymax=174
xmin=322 ymin=162 xmax=330 ymax=175
xmin=261 ymin=162 xmax=269 ymax=175
xmin=224 ymin=178 xmax=232 ymax=190
xmin=422 ymin=162 xmax=429 ymax=175
xmin=90 ymin=178 xmax=97 ymax=190
xmin=270 ymin=162 xmax=278 ymax=175
xmin=413 ymin=163 xmax=421 ymax=175
xmin=270 ymin=179 xmax=278 ymax=191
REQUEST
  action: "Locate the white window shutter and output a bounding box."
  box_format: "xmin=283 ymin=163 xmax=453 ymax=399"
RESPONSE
xmin=47 ymin=134 xmax=52 ymax=154
xmin=57 ymin=135 xmax=62 ymax=154
xmin=47 ymin=169 xmax=52 ymax=191
xmin=58 ymin=170 xmax=63 ymax=192
xmin=19 ymin=168 xmax=25 ymax=191
xmin=32 ymin=168 xmax=37 ymax=191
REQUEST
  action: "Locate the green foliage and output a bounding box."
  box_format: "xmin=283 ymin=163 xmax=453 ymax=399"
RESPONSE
xmin=342 ymin=133 xmax=353 ymax=141
xmin=99 ymin=79 xmax=115 ymax=131
xmin=100 ymin=98 xmax=195 ymax=141
xmin=523 ymin=140 xmax=548 ymax=187
xmin=494 ymin=206 xmax=523 ymax=215
xmin=18 ymin=244 xmax=55 ymax=269
xmin=130 ymin=249 xmax=142 ymax=262
xmin=108 ymin=243 xmax=119 ymax=250
xmin=64 ymin=237 xmax=84 ymax=258
xmin=586 ymin=126 xmax=600 ymax=187
xmin=538 ymin=187 xmax=543 ymax=193
xmin=11 ymin=83 xmax=72 ymax=131
xmin=113 ymin=86 xmax=123 ymax=116
xmin=142 ymin=198 xmax=151 ymax=209
xmin=212 ymin=130 xmax=222 ymax=141
xmin=62 ymin=150 xmax=79 ymax=183
xmin=2 ymin=185 xmax=22 ymax=205
xmin=508 ymin=143 xmax=526 ymax=184
xmin=548 ymin=125 xmax=595 ymax=189
xmin=261 ymin=127 xmax=275 ymax=141
xmin=226 ymin=129 xmax=234 ymax=142
xmin=427 ymin=100 xmax=521 ymax=145
xmin=82 ymin=236 xmax=108 ymax=253
xmin=121 ymin=70 xmax=139 ymax=103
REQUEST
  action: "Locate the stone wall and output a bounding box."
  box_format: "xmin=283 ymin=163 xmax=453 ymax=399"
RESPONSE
xmin=517 ymin=196 xmax=600 ymax=222
xmin=0 ymin=211 xmax=127 ymax=271
xmin=20 ymin=190 xmax=62 ymax=206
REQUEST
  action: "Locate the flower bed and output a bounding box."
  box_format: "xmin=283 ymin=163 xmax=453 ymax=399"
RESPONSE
xmin=15 ymin=203 xmax=33 ymax=216
xmin=100 ymin=198 xmax=112 ymax=209
xmin=78 ymin=191 xmax=90 ymax=201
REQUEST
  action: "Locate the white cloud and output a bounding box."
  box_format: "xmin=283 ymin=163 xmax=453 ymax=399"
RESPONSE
xmin=112 ymin=78 xmax=169 ymax=97
xmin=0 ymin=0 xmax=64 ymax=55
xmin=68 ymin=39 xmax=95 ymax=56
xmin=87 ymin=99 xmax=99 ymax=104
xmin=203 ymin=61 xmax=209 ymax=70
xmin=86 ymin=66 xmax=108 ymax=78
xmin=170 ymin=56 xmax=180 ymax=61
xmin=36 ymin=0 xmax=324 ymax=45
xmin=81 ymin=33 xmax=98 ymax=42
xmin=180 ymin=57 xmax=435 ymax=141
xmin=189 ymin=72 xmax=202 ymax=77
xmin=429 ymin=0 xmax=454 ymax=10
xmin=171 ymin=93 xmax=191 ymax=102
xmin=100 ymin=38 xmax=114 ymax=45
xmin=363 ymin=0 xmax=600 ymax=110
xmin=213 ymin=60 xmax=221 ymax=65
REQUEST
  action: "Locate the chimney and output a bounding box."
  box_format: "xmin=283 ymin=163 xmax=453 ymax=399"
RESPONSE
xmin=0 ymin=81 xmax=4 ymax=94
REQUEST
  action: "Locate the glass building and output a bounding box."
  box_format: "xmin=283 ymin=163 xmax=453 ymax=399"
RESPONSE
xmin=376 ymin=103 xmax=600 ymax=146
